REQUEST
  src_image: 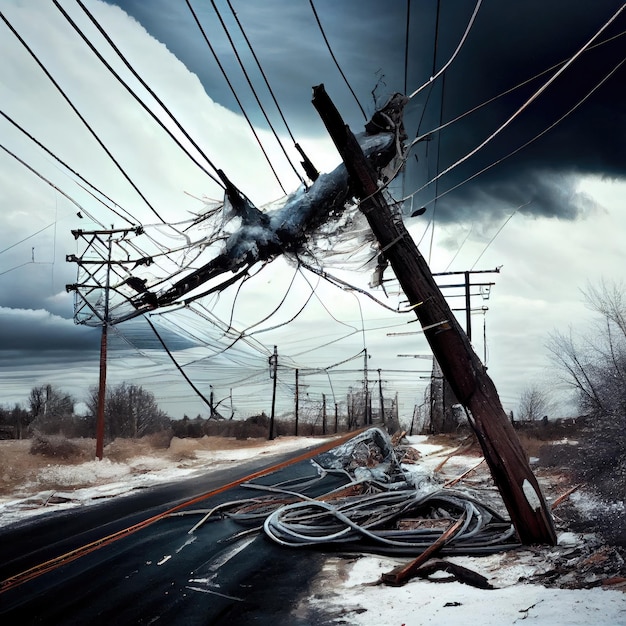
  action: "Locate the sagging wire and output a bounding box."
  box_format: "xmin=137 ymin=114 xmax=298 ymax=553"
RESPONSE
xmin=0 ymin=10 xmax=167 ymax=225
xmin=408 ymin=0 xmax=483 ymax=100
xmin=191 ymin=301 xmax=273 ymax=358
xmin=145 ymin=315 xmax=214 ymax=410
xmin=232 ymin=264 xmax=311 ymax=338
xmin=185 ymin=0 xmax=287 ymax=194
xmin=299 ymin=260 xmax=415 ymax=314
xmin=57 ymin=0 xmax=226 ymax=191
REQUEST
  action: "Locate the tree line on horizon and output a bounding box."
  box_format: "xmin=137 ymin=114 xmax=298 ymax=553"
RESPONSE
xmin=0 ymin=382 xmax=171 ymax=441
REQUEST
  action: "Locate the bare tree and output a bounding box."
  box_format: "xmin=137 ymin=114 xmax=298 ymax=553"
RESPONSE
xmin=517 ymin=384 xmax=556 ymax=422
xmin=28 ymin=385 xmax=75 ymax=434
xmin=548 ymin=279 xmax=626 ymax=502
xmin=88 ymin=382 xmax=170 ymax=439
xmin=548 ymin=280 xmax=626 ymax=418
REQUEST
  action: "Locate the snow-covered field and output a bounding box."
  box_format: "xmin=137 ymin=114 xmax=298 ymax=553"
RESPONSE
xmin=1 ymin=434 xmax=625 ymax=625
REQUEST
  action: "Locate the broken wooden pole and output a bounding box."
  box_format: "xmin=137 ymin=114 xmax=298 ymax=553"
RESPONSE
xmin=380 ymin=515 xmax=466 ymax=586
xmin=312 ymin=84 xmax=557 ymax=545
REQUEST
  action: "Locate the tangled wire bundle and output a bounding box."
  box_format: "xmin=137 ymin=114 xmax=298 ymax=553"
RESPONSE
xmin=263 ymin=489 xmax=518 ymax=556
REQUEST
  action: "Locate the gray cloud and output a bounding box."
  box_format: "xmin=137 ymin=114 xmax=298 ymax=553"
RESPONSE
xmin=105 ymin=0 xmax=626 ymax=224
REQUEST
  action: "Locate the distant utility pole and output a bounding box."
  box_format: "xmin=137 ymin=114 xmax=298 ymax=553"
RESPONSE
xmin=268 ymin=346 xmax=278 ymax=440
xmin=313 ymin=84 xmax=556 ymax=545
xmin=377 ymin=368 xmax=385 ymax=426
xmin=434 ymin=269 xmax=499 ymax=341
xmin=363 ymin=348 xmax=370 ymax=425
xmin=66 ymin=226 xmax=141 ymax=460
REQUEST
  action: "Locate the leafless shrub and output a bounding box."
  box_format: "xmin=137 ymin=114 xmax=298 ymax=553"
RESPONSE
xmin=29 ymin=433 xmax=86 ymax=460
xmin=142 ymin=429 xmax=174 ymax=449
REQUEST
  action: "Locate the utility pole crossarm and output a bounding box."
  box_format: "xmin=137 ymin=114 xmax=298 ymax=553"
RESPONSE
xmin=312 ymin=84 xmax=556 ymax=546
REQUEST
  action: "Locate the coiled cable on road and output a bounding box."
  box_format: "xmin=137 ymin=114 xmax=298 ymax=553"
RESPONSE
xmin=181 ymin=428 xmax=519 ymax=555
xmin=262 ymin=488 xmax=518 ymax=556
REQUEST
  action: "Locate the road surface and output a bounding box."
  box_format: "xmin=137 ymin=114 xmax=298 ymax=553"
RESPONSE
xmin=0 ymin=439 xmax=351 ymax=625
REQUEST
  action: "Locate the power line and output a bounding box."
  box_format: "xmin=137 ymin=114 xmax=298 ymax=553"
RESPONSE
xmin=224 ymin=1 xmax=304 ymax=150
xmin=0 ymin=10 xmax=167 ymax=224
xmin=208 ymin=0 xmax=305 ymax=186
xmin=408 ymin=0 xmax=483 ymax=100
xmin=67 ymin=0 xmax=226 ymax=191
xmin=1 ymin=109 xmax=134 ymax=227
xmin=0 ymin=142 xmax=91 ymax=219
xmin=405 ymin=51 xmax=626 ymax=212
xmin=308 ymin=0 xmax=366 ymax=120
xmin=184 ymin=0 xmax=287 ymax=194
xmin=409 ymin=3 xmax=626 ymax=197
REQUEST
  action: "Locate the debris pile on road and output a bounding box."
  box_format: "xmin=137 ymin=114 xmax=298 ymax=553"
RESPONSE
xmin=182 ymin=429 xmax=520 ymax=560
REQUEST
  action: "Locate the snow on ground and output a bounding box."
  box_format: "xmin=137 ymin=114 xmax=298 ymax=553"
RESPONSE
xmin=0 ymin=435 xmax=327 ymax=527
xmin=306 ymin=553 xmax=626 ymax=625
xmin=1 ymin=433 xmax=625 ymax=624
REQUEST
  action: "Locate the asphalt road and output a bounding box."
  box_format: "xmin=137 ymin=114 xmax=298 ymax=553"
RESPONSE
xmin=0 ymin=441 xmax=351 ymax=625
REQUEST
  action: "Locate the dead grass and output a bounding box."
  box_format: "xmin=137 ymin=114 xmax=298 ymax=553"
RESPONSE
xmin=0 ymin=433 xmax=304 ymax=497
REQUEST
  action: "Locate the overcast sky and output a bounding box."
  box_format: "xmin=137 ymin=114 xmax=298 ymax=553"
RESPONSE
xmin=1 ymin=0 xmax=625 ymax=421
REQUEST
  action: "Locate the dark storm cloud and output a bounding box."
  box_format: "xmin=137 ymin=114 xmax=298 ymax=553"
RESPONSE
xmin=106 ymin=0 xmax=625 ymax=225
xmin=104 ymin=0 xmax=414 ymax=130
xmin=0 ymin=308 xmax=99 ymax=351
xmin=0 ymin=309 xmax=196 ymax=358
xmin=418 ymin=0 xmax=626 ymax=223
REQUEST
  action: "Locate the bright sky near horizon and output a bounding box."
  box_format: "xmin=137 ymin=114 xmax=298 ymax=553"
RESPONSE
xmin=1 ymin=0 xmax=625 ymax=421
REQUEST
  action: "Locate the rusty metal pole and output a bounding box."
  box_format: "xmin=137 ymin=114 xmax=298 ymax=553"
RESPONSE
xmin=294 ymin=369 xmax=299 ymax=436
xmin=95 ymin=232 xmax=112 ymax=460
xmin=312 ymin=84 xmax=556 ymax=545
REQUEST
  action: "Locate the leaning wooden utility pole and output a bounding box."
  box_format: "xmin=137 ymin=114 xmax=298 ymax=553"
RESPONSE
xmin=313 ymin=84 xmax=556 ymax=545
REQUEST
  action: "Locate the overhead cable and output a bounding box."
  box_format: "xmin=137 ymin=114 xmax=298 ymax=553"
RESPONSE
xmin=0 ymin=11 xmax=167 ymax=224
xmin=308 ymin=0 xmax=367 ymax=120
xmin=209 ymin=0 xmax=305 ymax=186
xmin=0 ymin=143 xmax=93 ymax=221
xmin=408 ymin=0 xmax=483 ymax=100
xmin=1 ymin=109 xmax=134 ymax=227
xmin=410 ymin=3 xmax=626 ymax=195
xmin=145 ymin=315 xmax=214 ymax=410
xmin=185 ymin=0 xmax=287 ymax=194
xmin=225 ymin=0 xmax=317 ymax=181
xmin=67 ymin=0 xmax=226 ymax=190
xmin=403 ymin=51 xmax=626 ymax=209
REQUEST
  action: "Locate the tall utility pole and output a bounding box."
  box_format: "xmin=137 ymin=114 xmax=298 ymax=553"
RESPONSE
xmin=268 ymin=346 xmax=278 ymax=440
xmin=313 ymin=84 xmax=556 ymax=545
xmin=67 ymin=226 xmax=139 ymax=460
xmin=294 ymin=369 xmax=299 ymax=436
xmin=377 ymin=368 xmax=385 ymax=426
xmin=363 ymin=348 xmax=369 ymax=425
xmin=95 ymin=232 xmax=112 ymax=460
xmin=434 ymin=268 xmax=499 ymax=341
